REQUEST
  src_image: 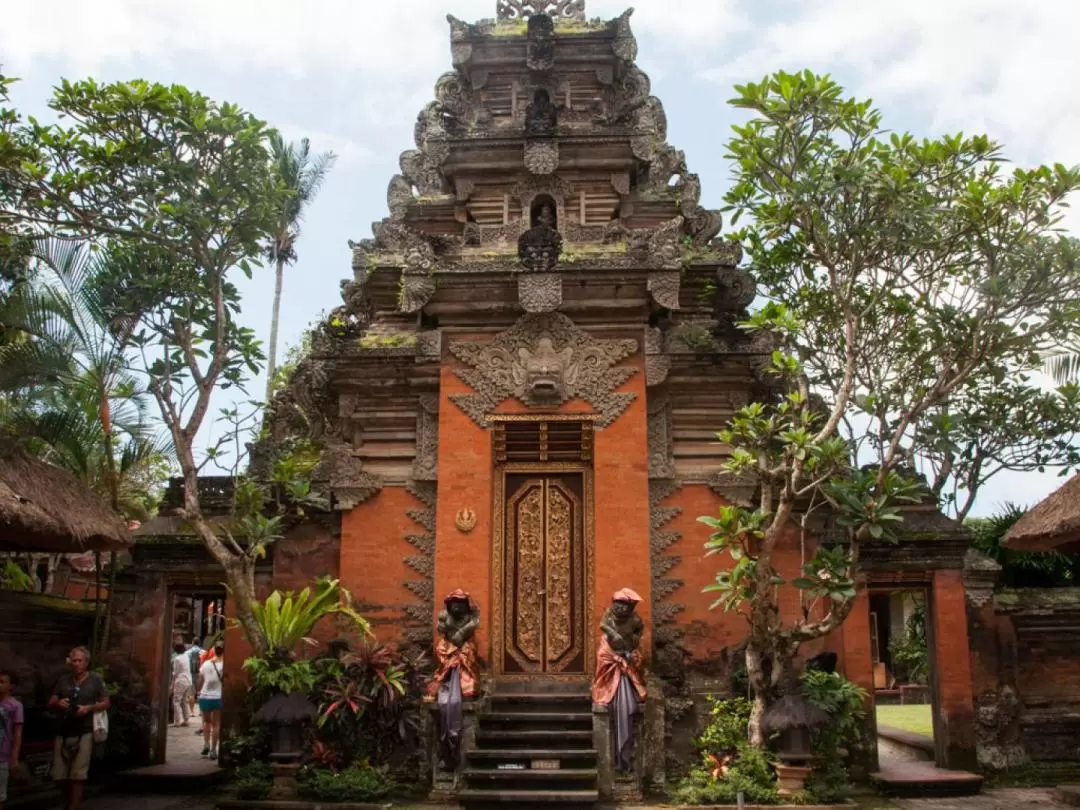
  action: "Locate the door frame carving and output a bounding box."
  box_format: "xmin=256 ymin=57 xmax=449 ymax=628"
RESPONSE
xmin=492 ymin=460 xmax=595 ymax=680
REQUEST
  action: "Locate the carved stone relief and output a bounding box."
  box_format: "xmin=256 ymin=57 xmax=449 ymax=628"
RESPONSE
xmin=647 ymin=394 xmax=676 ymax=480
xmin=447 ymin=14 xmax=474 ymax=69
xmin=519 ymin=273 xmax=563 ymax=312
xmin=313 ymin=443 xmax=383 ymax=511
xmin=648 ymin=216 xmax=684 ymax=271
xmin=387 ymin=175 xmax=415 ymax=220
xmin=399 ymin=270 xmax=437 ymax=314
xmin=450 ymin=313 xmax=639 ymax=428
xmin=612 ymin=8 xmax=638 ymax=62
xmin=687 ymin=207 xmax=722 ymax=247
xmin=715 ymin=266 xmax=757 ymax=316
xmin=415 ymin=329 xmax=443 ymax=359
xmin=524 ymin=139 xmax=559 ymax=175
xmin=403 ymin=480 xmax=437 ymax=646
xmin=647 ymin=272 xmax=681 ymax=310
xmin=496 ymin=0 xmax=586 ymax=20
xmin=644 ymin=327 xmax=670 ymax=387
xmin=649 ymin=480 xmax=684 ymax=644
xmin=411 ymin=395 xmax=439 ymax=482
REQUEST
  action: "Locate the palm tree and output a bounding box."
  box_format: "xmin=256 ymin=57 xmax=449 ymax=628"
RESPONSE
xmin=0 ymin=237 xmax=172 ymax=655
xmin=265 ymin=134 xmax=336 ymax=401
xmin=1046 ymin=339 xmax=1080 ymax=384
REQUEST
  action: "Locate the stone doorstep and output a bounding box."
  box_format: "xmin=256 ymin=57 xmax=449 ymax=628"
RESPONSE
xmin=641 ymin=805 xmax=852 ymax=809
xmin=876 ymin=724 xmax=935 ymax=755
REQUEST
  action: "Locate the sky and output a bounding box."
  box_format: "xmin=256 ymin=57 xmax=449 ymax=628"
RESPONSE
xmin=3 ymin=0 xmax=1078 ymax=516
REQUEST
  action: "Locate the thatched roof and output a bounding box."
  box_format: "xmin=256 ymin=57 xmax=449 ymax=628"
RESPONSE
xmin=0 ymin=447 xmax=131 ymax=553
xmin=1003 ymin=473 xmax=1080 ymax=553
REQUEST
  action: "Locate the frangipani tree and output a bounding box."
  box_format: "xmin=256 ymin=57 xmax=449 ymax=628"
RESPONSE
xmin=703 ymin=70 xmax=1080 ymax=745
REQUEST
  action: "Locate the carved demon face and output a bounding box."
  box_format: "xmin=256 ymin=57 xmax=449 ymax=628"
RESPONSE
xmin=515 ymin=338 xmax=575 ymax=402
xmin=611 ymin=599 xmax=636 ymax=620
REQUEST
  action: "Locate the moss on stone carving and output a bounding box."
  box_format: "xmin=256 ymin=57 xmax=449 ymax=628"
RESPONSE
xmin=995 ymin=587 xmax=1080 ymax=610
xmin=559 ymin=241 xmax=629 ymax=263
xmin=357 ymin=333 xmax=418 ymax=350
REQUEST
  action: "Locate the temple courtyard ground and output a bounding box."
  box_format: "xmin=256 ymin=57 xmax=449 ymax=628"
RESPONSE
xmin=19 ymin=787 xmax=1069 ymax=810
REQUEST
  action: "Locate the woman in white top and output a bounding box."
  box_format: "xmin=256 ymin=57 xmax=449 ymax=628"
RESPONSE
xmin=196 ymin=642 xmax=225 ymax=759
xmin=169 ymin=641 xmax=192 ymax=727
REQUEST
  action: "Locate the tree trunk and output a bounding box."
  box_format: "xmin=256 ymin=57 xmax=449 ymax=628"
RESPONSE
xmin=100 ymin=552 xmax=118 ymax=656
xmin=745 ymin=638 xmax=769 ymax=747
xmin=264 ymin=253 xmax=286 ymax=403
xmin=91 ymin=550 xmax=103 ymax=662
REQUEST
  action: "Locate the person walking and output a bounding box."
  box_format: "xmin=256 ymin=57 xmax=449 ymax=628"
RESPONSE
xmin=0 ymin=667 xmax=24 ymax=810
xmin=169 ymin=641 xmax=192 ymax=727
xmin=48 ymin=647 xmax=109 ymax=810
xmin=196 ymin=642 xmax=224 ymax=760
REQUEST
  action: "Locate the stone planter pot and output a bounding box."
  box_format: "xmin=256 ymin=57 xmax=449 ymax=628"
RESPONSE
xmin=774 ymin=762 xmax=812 ymax=797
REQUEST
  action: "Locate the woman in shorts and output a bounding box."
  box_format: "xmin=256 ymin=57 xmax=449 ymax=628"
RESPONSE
xmin=195 ymin=642 xmax=224 ymax=760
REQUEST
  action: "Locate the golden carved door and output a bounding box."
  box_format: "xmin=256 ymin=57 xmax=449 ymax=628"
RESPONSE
xmin=502 ymin=473 xmax=587 ymax=675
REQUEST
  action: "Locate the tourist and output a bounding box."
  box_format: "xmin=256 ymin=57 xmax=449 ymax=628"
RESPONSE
xmin=169 ymin=641 xmax=192 ymax=727
xmin=196 ymin=642 xmax=224 ymax=760
xmin=0 ymin=667 xmax=24 ymax=810
xmin=47 ymin=647 xmax=109 ymax=810
xmin=186 ymin=637 xmax=202 ymax=719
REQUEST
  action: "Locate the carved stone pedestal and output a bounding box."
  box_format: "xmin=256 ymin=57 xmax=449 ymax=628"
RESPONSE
xmin=775 ymin=763 xmax=812 ymax=797
xmin=268 ymin=762 xmax=301 ymax=800
xmin=426 ymin=697 xmax=482 ymax=800
xmin=592 ymin=701 xmax=644 ymax=802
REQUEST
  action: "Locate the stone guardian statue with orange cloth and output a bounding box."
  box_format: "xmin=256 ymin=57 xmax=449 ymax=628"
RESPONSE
xmin=591 ymin=588 xmax=647 ymax=773
xmin=428 ymin=589 xmax=480 ymax=767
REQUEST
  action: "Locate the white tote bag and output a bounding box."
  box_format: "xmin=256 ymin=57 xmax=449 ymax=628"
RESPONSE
xmin=92 ymin=710 xmax=109 ymax=743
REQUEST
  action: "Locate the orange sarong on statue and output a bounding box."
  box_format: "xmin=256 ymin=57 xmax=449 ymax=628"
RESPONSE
xmin=428 ymin=637 xmax=479 ymax=698
xmin=590 ymin=635 xmax=646 ymax=705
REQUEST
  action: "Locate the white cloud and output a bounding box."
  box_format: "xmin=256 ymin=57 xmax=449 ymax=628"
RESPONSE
xmin=273 ymin=124 xmax=378 ymax=170
xmin=701 ymin=0 xmax=1080 ymax=171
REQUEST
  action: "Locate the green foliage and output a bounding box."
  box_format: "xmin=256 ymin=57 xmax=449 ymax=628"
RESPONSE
xmin=889 ymin=600 xmax=929 ymax=684
xmin=801 ymin=670 xmax=868 ymax=802
xmin=231 ymin=761 xmax=273 ymax=801
xmin=298 ymin=763 xmax=394 ymax=802
xmin=0 ymin=560 xmax=34 ymax=591
xmin=246 ymin=577 xmax=370 ymax=656
xmin=243 ymin=655 xmax=317 ymax=696
xmin=969 ymin=503 xmax=1080 ymax=587
xmin=674 ymin=697 xmax=780 ymax=805
xmin=314 ymin=642 xmax=429 ymax=767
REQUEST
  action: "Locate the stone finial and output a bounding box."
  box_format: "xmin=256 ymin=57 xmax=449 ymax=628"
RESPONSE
xmin=496 ymin=0 xmax=586 ymax=21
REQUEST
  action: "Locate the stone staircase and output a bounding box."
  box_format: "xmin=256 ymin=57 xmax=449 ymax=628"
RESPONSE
xmin=458 ymin=684 xmax=599 ymax=808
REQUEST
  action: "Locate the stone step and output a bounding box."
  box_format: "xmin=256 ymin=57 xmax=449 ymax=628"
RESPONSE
xmin=870 ymin=763 xmax=984 ymax=798
xmin=463 ymin=768 xmax=599 ymax=791
xmin=457 ymin=788 xmax=599 ymax=804
xmin=476 ymin=729 xmax=594 ymax=747
xmin=467 ymin=748 xmax=599 ymax=765
xmin=480 ymin=711 xmax=592 ymax=728
xmin=489 ymin=693 xmax=593 ymax=712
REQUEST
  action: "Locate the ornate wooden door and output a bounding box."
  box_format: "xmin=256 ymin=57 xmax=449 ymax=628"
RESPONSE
xmin=501 ymin=473 xmax=587 ymax=675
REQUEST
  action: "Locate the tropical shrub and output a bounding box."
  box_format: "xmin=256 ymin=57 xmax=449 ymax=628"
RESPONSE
xmin=801 ymin=670 xmax=868 ymax=802
xmin=249 ymin=577 xmax=370 ymax=655
xmin=889 ymin=601 xmax=929 ymax=685
xmin=674 ymin=697 xmax=780 ymax=805
xmin=231 ymin=761 xmax=273 ymax=800
xmin=298 ymin=763 xmax=394 ymax=802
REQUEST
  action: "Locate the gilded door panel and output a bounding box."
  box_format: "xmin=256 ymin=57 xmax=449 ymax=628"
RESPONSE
xmin=502 ymin=473 xmax=586 ymax=675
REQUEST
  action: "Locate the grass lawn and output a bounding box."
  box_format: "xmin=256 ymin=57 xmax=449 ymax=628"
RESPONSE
xmin=876 ymin=704 xmax=934 ymax=737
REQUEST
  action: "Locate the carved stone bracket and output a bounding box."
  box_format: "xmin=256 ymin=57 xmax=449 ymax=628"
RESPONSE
xmin=647 ymin=394 xmax=676 ymax=480
xmin=524 ymin=139 xmax=559 ymax=175
xmin=449 ymin=312 xmax=638 ymax=429
xmin=707 ymin=471 xmax=757 ymax=508
xmin=715 ymin=266 xmax=756 ymax=314
xmin=399 ymin=270 xmax=437 ymax=314
xmin=314 ymin=443 xmax=383 ymax=511
xmin=496 ymin=0 xmax=586 ymax=20
xmin=648 ymin=216 xmax=684 ymax=271
xmin=411 ymin=395 xmax=439 ymax=482
xmin=612 ymin=9 xmax=638 ymax=63
xmin=415 ymin=329 xmax=443 ymax=360
xmin=648 ymin=272 xmax=681 ymax=310
xmin=963 ymin=549 xmax=1002 ymax=607
xmin=519 ymin=273 xmax=562 ymax=312
xmin=644 ymin=327 xmax=670 ymax=388
xmin=403 ymin=480 xmax=437 ymax=646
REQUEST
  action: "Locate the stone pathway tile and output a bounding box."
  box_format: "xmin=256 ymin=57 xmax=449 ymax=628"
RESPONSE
xmin=892 ymin=787 xmax=1073 ymax=809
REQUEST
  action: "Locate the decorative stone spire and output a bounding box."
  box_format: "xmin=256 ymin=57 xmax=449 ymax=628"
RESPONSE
xmin=496 ymin=0 xmax=586 ymax=21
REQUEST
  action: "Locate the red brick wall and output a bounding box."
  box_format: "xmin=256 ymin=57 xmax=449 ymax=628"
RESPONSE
xmin=930 ymin=569 xmax=976 ymax=768
xmin=340 ymin=488 xmax=428 ymax=645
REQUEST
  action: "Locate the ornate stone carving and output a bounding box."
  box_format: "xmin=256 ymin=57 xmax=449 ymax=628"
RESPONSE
xmin=313 ymin=443 xmax=383 ymax=511
xmin=687 ymin=207 xmax=722 ymax=247
xmin=518 ymin=212 xmax=563 ymax=272
xmin=403 ymin=481 xmax=437 ymax=645
xmin=415 ymin=329 xmax=443 ymax=359
xmin=648 ymin=272 xmax=681 ymax=310
xmin=612 ymin=8 xmax=638 ymax=62
xmin=519 ymin=273 xmax=563 ymax=312
xmin=512 ymin=175 xmax=572 ymax=211
xmin=610 ymin=173 xmax=630 ymax=197
xmin=614 ymin=66 xmax=651 ymax=121
xmin=526 ymin=13 xmax=555 ymax=72
xmin=434 ymin=71 xmax=472 ymax=125
xmin=650 ymin=480 xmax=684 ymax=638
xmin=455 ymin=508 xmax=477 ymax=533
xmin=647 ymin=394 xmax=676 ymax=480
xmin=399 ymin=149 xmax=443 ymax=196
xmin=411 ymin=395 xmax=439 ymax=481
xmin=648 ymin=216 xmax=684 ymax=271
xmin=447 ymin=15 xmax=474 ymax=69
xmin=449 ymin=312 xmax=639 ymax=428
xmin=707 ymin=471 xmax=757 ymax=507
xmin=399 ymin=270 xmax=436 ymax=314
xmin=644 ymin=327 xmax=670 ymax=387
xmin=676 ymin=173 xmax=701 ymax=217
xmin=497 ymin=0 xmax=586 ymax=21
xmin=524 ymin=139 xmax=559 ymax=175
xmin=715 ymin=266 xmax=756 ymax=313
xmin=387 ymin=175 xmax=415 ymax=220
xmin=640 ymin=144 xmax=687 ymax=196
xmin=634 ymin=96 xmax=668 ymax=143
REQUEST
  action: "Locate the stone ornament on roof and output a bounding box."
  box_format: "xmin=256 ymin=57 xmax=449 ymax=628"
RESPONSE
xmin=496 ymin=0 xmax=586 ymax=21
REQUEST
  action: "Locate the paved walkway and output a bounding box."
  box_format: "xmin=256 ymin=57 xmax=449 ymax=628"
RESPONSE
xmin=888 ymin=787 xmax=1075 ymax=809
